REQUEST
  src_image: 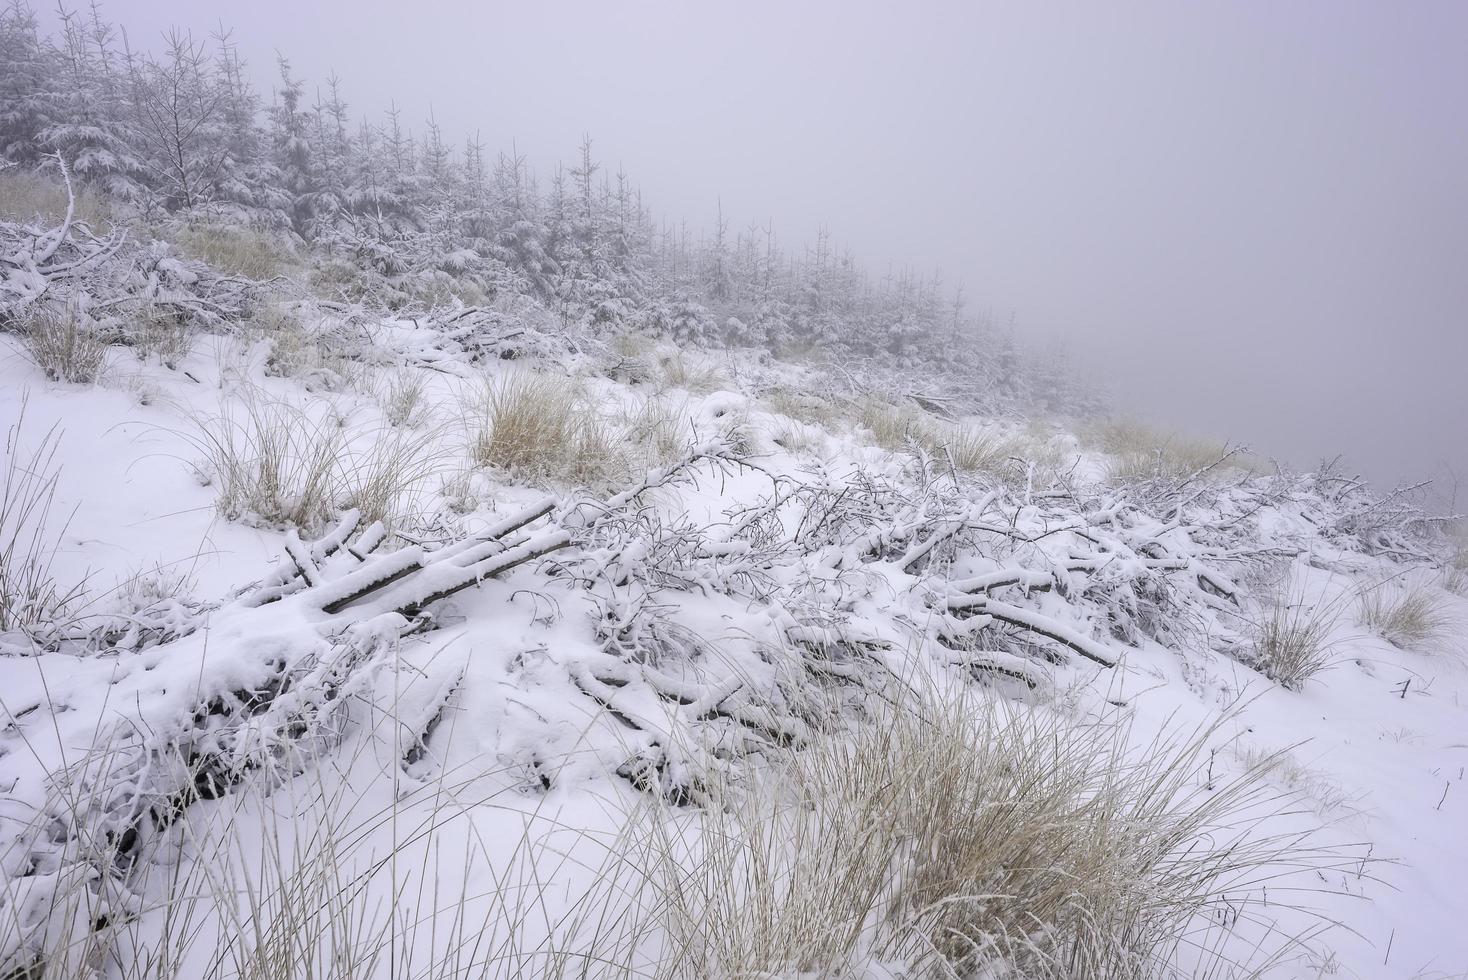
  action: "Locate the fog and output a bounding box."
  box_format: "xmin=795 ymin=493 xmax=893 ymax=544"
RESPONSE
xmin=73 ymin=0 xmax=1467 ymax=494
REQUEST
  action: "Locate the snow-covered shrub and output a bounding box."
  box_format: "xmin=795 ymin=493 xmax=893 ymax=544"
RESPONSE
xmin=1249 ymin=583 xmax=1342 ymax=690
xmin=610 ymin=332 xmax=653 ymax=360
xmin=403 ymin=269 xmax=490 ymax=310
xmin=1358 ymin=579 xmax=1454 ymax=649
xmin=309 ymin=256 xmax=376 ymax=303
xmin=21 ymin=307 xmax=109 ymax=383
xmin=642 ymin=299 xmax=715 ymax=346
xmin=644 ymin=684 xmax=1327 ymax=978
xmin=469 ymin=372 xmax=622 ymax=486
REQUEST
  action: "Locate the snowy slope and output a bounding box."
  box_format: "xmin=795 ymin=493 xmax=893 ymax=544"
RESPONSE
xmin=1 ymin=318 xmax=1466 ymax=979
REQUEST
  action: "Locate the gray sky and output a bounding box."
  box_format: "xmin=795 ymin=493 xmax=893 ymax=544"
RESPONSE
xmin=72 ymin=0 xmax=1468 ymax=495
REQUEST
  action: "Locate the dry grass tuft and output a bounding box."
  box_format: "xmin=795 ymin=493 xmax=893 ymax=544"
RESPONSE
xmin=172 ymin=223 xmax=288 ymax=280
xmin=343 ymin=426 xmax=452 ymax=531
xmin=610 ymin=332 xmax=654 ymax=360
xmin=22 ymin=308 xmax=109 ymax=384
xmin=770 ymin=420 xmax=822 ymax=455
xmin=256 ymin=307 xmax=364 ymax=392
xmin=1249 ymin=583 xmax=1343 ymax=690
xmin=0 ymin=168 xmax=110 ymax=226
xmin=644 ymin=684 xmax=1332 ymax=978
xmin=657 ymin=352 xmax=726 ymax=394
xmin=1358 ymin=579 xmax=1454 ymax=650
xmin=185 ymin=390 xmax=443 ymax=533
xmin=1 ymin=404 xmax=88 ymax=637
xmin=763 ymin=387 xmax=839 ymax=428
xmin=378 ymin=368 xmax=432 ymax=428
xmin=186 ymin=393 xmax=348 ymax=531
xmin=1087 ymin=417 xmax=1238 ymax=485
xmin=618 ymin=394 xmax=689 ymax=465
xmin=922 ymin=425 xmax=1017 ymax=474
xmin=129 ymin=306 xmax=193 ymax=369
xmin=470 ymin=372 xmax=623 ymax=486
xmin=856 ymin=398 xmax=931 ymax=451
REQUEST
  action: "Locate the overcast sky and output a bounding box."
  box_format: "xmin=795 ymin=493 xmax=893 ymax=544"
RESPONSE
xmin=61 ymin=1 xmax=1468 ymax=495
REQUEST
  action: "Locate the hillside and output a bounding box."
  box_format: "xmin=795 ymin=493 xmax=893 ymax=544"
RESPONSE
xmin=3 ymin=6 xmax=1468 ymax=979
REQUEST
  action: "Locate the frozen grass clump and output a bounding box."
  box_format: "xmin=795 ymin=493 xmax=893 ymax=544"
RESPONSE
xmin=470 ymin=372 xmax=623 ymax=486
xmin=1358 ymin=579 xmax=1454 ymax=649
xmin=343 ymin=426 xmax=452 ymax=531
xmin=0 ymin=168 xmax=110 ymax=226
xmin=770 ymin=420 xmax=821 ymax=455
xmin=256 ymin=306 xmax=365 ymax=392
xmin=763 ymin=387 xmax=839 ymax=428
xmin=921 ymin=424 xmax=1016 ymax=474
xmin=172 ymin=222 xmax=287 ymax=280
xmin=22 ymin=308 xmax=109 ymax=384
xmin=856 ymin=397 xmax=931 ymax=451
xmin=185 ymin=390 xmax=443 ymax=533
xmin=378 ymin=367 xmax=432 ymax=428
xmin=0 ymin=405 xmax=88 ymax=637
xmin=643 ymin=684 xmax=1332 ymax=978
xmin=1443 ymin=530 xmax=1468 ymax=596
xmin=1249 ymin=583 xmax=1342 ymax=690
xmin=619 ymin=394 xmax=689 ymax=465
xmin=186 ymin=393 xmax=348 ymax=531
xmin=1087 ymin=417 xmax=1237 ymax=485
xmin=129 ymin=305 xmax=193 ymax=369
xmin=0 ymin=728 xmax=652 ymax=979
xmin=657 ymin=352 xmax=726 ymax=394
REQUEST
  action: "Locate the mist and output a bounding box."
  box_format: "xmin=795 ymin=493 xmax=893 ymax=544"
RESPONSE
xmin=43 ymin=0 xmax=1468 ymax=492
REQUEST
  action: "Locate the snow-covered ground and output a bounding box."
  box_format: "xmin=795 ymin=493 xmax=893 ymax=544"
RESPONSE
xmin=1 ymin=318 xmax=1466 ymax=979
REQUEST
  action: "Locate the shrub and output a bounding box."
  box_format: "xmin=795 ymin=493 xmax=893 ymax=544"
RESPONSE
xmin=1358 ymin=579 xmax=1454 ymax=649
xmin=22 ymin=308 xmax=109 ymax=383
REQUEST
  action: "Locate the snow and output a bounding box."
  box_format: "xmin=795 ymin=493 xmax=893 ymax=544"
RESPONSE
xmin=1 ymin=320 xmax=1466 ymax=979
